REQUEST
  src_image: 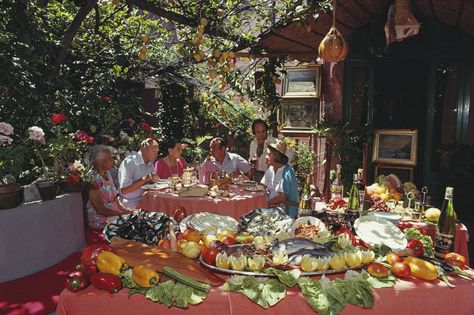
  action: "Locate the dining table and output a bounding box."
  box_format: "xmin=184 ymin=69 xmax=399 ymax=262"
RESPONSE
xmin=141 ymin=185 xmax=268 ymax=219
xmin=56 ymin=269 xmax=474 ymax=315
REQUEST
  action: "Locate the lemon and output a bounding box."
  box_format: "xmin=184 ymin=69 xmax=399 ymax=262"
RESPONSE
xmin=329 ymin=254 xmax=346 ymax=270
xmin=247 ymin=255 xmax=265 ymax=271
xmin=216 ymin=252 xmax=230 ymax=269
xmin=230 ymin=255 xmax=247 ymax=271
xmin=344 ymin=250 xmax=362 ymax=268
xmin=361 ymin=250 xmax=375 ymax=264
xmin=300 ymin=255 xmax=318 ymax=272
xmin=316 ymin=257 xmax=330 ymax=271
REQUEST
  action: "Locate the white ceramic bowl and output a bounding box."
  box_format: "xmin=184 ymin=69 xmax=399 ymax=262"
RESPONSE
xmin=290 ymin=216 xmax=327 ymax=237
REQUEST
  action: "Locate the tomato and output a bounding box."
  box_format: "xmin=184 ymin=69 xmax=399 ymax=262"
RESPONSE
xmin=367 ymin=262 xmax=388 ymax=278
xmin=172 ymin=207 xmax=187 ymax=222
xmin=391 ymin=262 xmax=411 ymax=278
xmin=386 ymin=252 xmax=403 ymax=266
xmin=183 ymin=228 xmax=201 ymax=243
xmin=220 ymin=235 xmax=237 ymax=246
xmin=157 ymin=239 xmax=170 ymax=249
xmin=445 ymin=252 xmax=467 ymax=269
xmin=201 ymin=247 xmax=219 ymax=265
xmin=407 ymin=240 xmax=424 ymax=256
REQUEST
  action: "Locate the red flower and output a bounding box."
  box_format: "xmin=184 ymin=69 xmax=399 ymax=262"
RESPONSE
xmin=66 ymin=175 xmax=81 ymax=183
xmin=75 ymin=130 xmax=93 ymax=144
xmin=140 ymin=121 xmax=152 ymax=131
xmin=51 ymin=113 xmax=67 ymax=125
xmin=214 ymin=123 xmax=221 ymax=129
xmin=85 ymin=136 xmax=94 ymax=144
xmin=102 ymin=96 xmax=111 ymax=103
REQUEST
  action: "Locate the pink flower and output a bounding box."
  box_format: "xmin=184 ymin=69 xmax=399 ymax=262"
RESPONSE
xmin=28 ymin=126 xmax=45 ymax=144
xmin=75 ymin=130 xmax=89 ymax=142
xmin=0 ymin=134 xmax=13 ymax=145
xmin=0 ymin=122 xmax=14 ymax=136
xmin=102 ymin=95 xmax=111 ymax=103
xmin=51 ymin=113 xmax=68 ymax=125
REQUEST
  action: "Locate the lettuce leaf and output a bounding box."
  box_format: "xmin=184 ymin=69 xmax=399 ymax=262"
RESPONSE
xmin=264 ymin=268 xmax=301 ymax=287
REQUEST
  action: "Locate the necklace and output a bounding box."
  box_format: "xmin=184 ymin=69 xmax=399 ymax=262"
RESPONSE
xmin=166 ymin=156 xmax=179 ymax=176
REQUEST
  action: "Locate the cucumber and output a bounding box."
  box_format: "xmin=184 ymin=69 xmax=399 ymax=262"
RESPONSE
xmin=163 ymin=266 xmax=211 ymax=292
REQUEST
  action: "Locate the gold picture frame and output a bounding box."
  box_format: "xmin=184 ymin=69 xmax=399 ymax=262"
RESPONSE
xmin=282 ymin=65 xmax=321 ymax=98
xmin=372 ymin=129 xmax=418 ymax=166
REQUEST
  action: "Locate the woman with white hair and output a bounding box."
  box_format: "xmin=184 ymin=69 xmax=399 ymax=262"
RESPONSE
xmin=86 ymin=145 xmax=133 ymax=229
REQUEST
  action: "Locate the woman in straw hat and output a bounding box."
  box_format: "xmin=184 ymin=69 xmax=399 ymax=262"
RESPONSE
xmin=260 ymin=139 xmax=299 ymax=218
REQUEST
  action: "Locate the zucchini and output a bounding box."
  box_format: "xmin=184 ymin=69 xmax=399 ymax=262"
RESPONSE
xmin=163 ymin=266 xmax=211 ymax=292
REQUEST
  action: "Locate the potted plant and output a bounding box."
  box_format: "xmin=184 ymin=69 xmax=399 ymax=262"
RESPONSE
xmin=60 ymin=160 xmax=89 ymax=193
xmin=0 ymin=122 xmax=27 ymax=209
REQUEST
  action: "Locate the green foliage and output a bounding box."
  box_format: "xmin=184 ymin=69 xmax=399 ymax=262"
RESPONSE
xmin=294 ymin=141 xmax=317 ymax=185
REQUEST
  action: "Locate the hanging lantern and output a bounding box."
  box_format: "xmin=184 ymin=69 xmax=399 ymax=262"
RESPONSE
xmin=318 ymin=0 xmax=349 ymax=62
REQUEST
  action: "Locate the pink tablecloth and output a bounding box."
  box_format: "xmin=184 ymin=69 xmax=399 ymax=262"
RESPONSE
xmin=56 ymin=270 xmax=474 ymax=315
xmin=141 ymin=187 xmax=267 ymax=219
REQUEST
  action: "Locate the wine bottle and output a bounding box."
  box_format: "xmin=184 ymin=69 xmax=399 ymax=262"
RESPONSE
xmin=434 ymin=187 xmax=457 ymax=258
xmin=330 ymin=164 xmax=343 ymax=200
xmin=345 ymin=173 xmax=359 ymax=224
xmin=357 ymin=168 xmax=366 ymax=211
xmin=298 ymin=174 xmax=312 ymax=217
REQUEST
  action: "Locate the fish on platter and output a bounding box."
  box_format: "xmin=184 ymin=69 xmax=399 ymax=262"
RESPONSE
xmin=287 ymin=248 xmax=334 ymax=265
xmin=270 ymin=237 xmax=329 ymax=256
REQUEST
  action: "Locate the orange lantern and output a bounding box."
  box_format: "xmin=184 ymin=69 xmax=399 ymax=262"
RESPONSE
xmin=318 ymin=0 xmax=349 ymax=62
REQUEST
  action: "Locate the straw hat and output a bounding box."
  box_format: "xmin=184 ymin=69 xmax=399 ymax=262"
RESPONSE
xmin=267 ymin=139 xmax=288 ymax=159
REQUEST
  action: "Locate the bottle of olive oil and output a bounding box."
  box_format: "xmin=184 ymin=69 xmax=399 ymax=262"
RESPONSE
xmin=434 ymin=187 xmax=457 ymax=258
xmin=298 ymin=174 xmax=312 ymax=217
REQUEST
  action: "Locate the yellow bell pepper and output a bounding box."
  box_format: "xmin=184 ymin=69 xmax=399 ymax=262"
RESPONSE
xmin=96 ymin=251 xmax=126 ymax=276
xmin=404 ymin=256 xmax=438 ymax=281
xmin=132 ymin=265 xmax=160 ymax=288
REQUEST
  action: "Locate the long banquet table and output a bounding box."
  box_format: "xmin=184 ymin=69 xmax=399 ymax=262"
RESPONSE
xmin=0 ymin=193 xmax=85 ymax=282
xmin=56 ymin=270 xmax=474 ymax=315
xmin=141 ymin=186 xmax=267 ymax=218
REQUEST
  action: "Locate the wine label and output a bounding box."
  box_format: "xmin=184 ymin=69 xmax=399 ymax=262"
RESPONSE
xmin=434 ymin=232 xmax=454 ymax=257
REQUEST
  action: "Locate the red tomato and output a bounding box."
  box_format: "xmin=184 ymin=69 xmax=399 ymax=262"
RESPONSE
xmin=445 ymin=252 xmax=467 ymax=269
xmin=391 ymin=262 xmax=411 ymax=278
xmin=367 ymin=262 xmax=388 ymax=278
xmin=220 ymin=235 xmax=237 ymax=246
xmin=202 ymin=247 xmax=219 ymax=265
xmin=407 ymin=239 xmax=424 ymax=256
xmin=386 ymin=252 xmax=403 ymax=266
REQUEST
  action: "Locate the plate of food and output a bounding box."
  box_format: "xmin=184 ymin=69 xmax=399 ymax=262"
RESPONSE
xmin=354 ymin=214 xmax=407 ymax=251
xmin=236 ymin=179 xmax=256 ymax=186
xmin=244 ymin=184 xmax=265 ymax=192
xmin=184 ymin=212 xmax=239 ymax=234
xmin=239 ymin=208 xmax=294 ymax=237
xmin=290 ymin=216 xmax=327 ymax=238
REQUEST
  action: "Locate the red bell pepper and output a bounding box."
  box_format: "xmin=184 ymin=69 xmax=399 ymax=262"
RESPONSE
xmin=407 ymin=239 xmax=424 ymax=256
xmin=80 ymin=244 xmax=113 ymax=266
xmin=76 ymin=264 xmax=98 ymax=280
xmin=90 ymin=272 xmax=123 ymax=293
xmin=335 ymin=227 xmax=357 ymax=246
xmin=397 ymin=221 xmax=413 ymax=232
xmin=65 ymin=270 xmax=89 ymax=293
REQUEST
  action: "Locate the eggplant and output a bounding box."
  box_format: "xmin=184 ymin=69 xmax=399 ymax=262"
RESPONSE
xmin=419 ymin=255 xmax=455 ymax=273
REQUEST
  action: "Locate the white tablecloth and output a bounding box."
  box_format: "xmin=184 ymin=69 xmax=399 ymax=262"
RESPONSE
xmin=0 ymin=193 xmax=85 ymax=282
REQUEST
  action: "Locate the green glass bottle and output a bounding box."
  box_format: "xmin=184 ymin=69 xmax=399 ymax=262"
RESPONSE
xmin=346 ymin=174 xmax=360 ymax=229
xmin=434 ymin=187 xmax=457 ymax=258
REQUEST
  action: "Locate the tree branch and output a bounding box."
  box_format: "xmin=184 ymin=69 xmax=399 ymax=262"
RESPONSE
xmin=54 ymin=0 xmax=98 ymax=70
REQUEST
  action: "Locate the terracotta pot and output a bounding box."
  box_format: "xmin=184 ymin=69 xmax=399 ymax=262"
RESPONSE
xmin=36 ymin=180 xmax=59 ymax=201
xmin=60 ymin=181 xmax=84 ymax=193
xmin=0 ymin=183 xmax=23 ymax=209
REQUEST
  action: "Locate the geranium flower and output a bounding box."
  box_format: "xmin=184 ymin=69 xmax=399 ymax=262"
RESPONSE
xmin=28 ymin=126 xmax=45 ymax=144
xmin=0 ymin=122 xmax=14 ymax=135
xmin=102 ymin=95 xmax=111 ymax=103
xmin=75 ymin=130 xmax=89 ymax=142
xmin=140 ymin=121 xmax=152 ymax=131
xmin=51 ymin=113 xmax=68 ymax=125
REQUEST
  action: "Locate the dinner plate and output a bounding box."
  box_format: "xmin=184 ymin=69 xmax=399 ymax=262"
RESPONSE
xmin=290 ymin=216 xmax=327 ymax=238
xmin=354 ymin=214 xmax=407 ymax=251
xmin=244 ymin=184 xmax=265 ymax=192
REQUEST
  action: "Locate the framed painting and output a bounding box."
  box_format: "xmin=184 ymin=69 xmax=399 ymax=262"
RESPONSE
xmin=283 ymin=65 xmax=321 ymax=98
xmin=372 ymin=129 xmax=418 ymax=166
xmin=374 ymin=165 xmax=415 ymax=183
xmin=280 ymin=98 xmax=319 ymax=129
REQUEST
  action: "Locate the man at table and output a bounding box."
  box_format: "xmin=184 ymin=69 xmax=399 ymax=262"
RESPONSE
xmin=118 ymin=138 xmax=159 ymax=208
xmin=199 ymin=137 xmax=252 ymax=185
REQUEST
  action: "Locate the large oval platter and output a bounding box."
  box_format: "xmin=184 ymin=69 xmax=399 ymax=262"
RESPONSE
xmin=198 ymin=255 xmax=362 ymax=277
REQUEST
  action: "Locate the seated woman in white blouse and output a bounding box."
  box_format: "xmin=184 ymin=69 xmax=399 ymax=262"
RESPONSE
xmin=260 ymin=140 xmax=299 ymax=218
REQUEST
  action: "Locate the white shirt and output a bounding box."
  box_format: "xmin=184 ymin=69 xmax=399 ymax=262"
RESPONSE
xmin=118 ymin=151 xmax=155 ymax=208
xmin=249 ymin=136 xmax=276 ymax=172
xmin=260 ymin=165 xmax=284 ymax=199
xmin=199 ymin=152 xmax=251 ymax=185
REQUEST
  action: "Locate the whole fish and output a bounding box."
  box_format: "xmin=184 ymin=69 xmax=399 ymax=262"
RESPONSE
xmin=288 ymin=248 xmax=334 ymax=265
xmin=270 ymin=237 xmax=331 ymax=256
